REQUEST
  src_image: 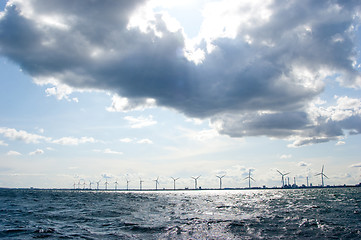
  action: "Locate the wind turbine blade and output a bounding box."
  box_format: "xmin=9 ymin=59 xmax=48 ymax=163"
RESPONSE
xmin=276 ymin=170 xmax=283 ymax=175
xmin=323 ymin=174 xmax=329 ymax=179
xmin=284 ymin=172 xmax=290 ymax=176
xmin=250 ymin=177 xmax=255 ymax=182
xmin=243 ymin=177 xmax=249 ymax=180
xmin=322 ymin=165 xmax=324 ymax=173
xmin=315 ymin=173 xmax=321 ymax=176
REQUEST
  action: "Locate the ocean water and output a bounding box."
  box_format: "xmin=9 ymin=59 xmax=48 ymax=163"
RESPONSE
xmin=0 ymin=188 xmax=360 ymax=239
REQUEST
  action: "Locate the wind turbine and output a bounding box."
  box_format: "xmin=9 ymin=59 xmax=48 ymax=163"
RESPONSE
xmin=154 ymin=177 xmax=159 ymax=190
xmin=126 ymin=178 xmax=130 ymax=191
xmin=96 ymin=180 xmax=101 ymax=190
xmin=315 ymin=165 xmax=328 ymax=187
xmin=277 ymin=170 xmax=290 ymax=188
xmin=105 ymin=179 xmax=109 ymax=190
xmin=171 ymin=177 xmax=179 ymax=190
xmin=191 ymin=176 xmax=201 ymax=189
xmin=139 ymin=178 xmax=144 ymax=191
xmin=306 ymin=176 xmax=309 ymax=187
xmin=73 ymin=182 xmax=76 ymax=190
xmin=244 ymin=169 xmax=255 ymax=189
xmin=114 ymin=180 xmax=118 ymax=191
xmin=216 ymin=174 xmax=226 ymax=189
xmin=77 ymin=180 xmax=81 ymax=189
xmin=89 ymin=181 xmax=94 ymax=190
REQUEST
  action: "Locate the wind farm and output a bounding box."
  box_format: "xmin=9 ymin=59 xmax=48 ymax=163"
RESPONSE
xmin=67 ymin=165 xmax=360 ymax=192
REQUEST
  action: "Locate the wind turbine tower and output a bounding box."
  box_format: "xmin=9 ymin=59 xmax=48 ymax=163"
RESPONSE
xmin=294 ymin=177 xmax=296 ymax=186
xmin=154 ymin=177 xmax=159 ymax=190
xmin=277 ymin=170 xmax=290 ymax=188
xmin=96 ymin=180 xmax=100 ymax=190
xmin=315 ymin=165 xmax=329 ymax=187
xmin=114 ymin=180 xmax=118 ymax=191
xmin=216 ymin=174 xmax=226 ymax=189
xmin=191 ymin=176 xmax=201 ymax=189
xmin=243 ymin=170 xmax=255 ymax=189
xmin=139 ymin=178 xmax=144 ymax=191
xmin=89 ymin=181 xmax=93 ymax=190
xmin=171 ymin=177 xmax=179 ymax=190
xmin=105 ymin=179 xmax=109 ymax=190
xmin=307 ymin=176 xmax=309 ymax=187
xmin=126 ymin=179 xmax=130 ymax=191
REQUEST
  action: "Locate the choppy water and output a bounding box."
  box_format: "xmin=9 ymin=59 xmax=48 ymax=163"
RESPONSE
xmin=0 ymin=188 xmax=360 ymax=239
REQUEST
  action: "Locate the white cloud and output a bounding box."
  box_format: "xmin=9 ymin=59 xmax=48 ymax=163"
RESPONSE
xmin=52 ymin=137 xmax=96 ymax=145
xmin=104 ymin=148 xmax=123 ymax=155
xmin=336 ymin=141 xmax=346 ymax=146
xmin=0 ymin=140 xmax=8 ymax=146
xmin=7 ymin=150 xmax=22 ymax=156
xmin=0 ymin=127 xmax=50 ymax=144
xmin=119 ymin=138 xmax=134 ymax=143
xmin=280 ymin=154 xmax=292 ymax=159
xmin=107 ymin=95 xmax=156 ymax=112
xmin=124 ymin=115 xmax=157 ymax=128
xmin=29 ymin=149 xmax=44 ymax=156
xmin=137 ymin=138 xmax=153 ymax=144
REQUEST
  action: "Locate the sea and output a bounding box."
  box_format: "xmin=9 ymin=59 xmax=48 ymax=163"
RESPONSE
xmin=0 ymin=187 xmax=360 ymax=239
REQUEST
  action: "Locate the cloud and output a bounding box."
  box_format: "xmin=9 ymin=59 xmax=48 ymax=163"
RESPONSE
xmin=29 ymin=149 xmax=44 ymax=155
xmin=297 ymin=161 xmax=310 ymax=167
xmin=349 ymin=163 xmax=361 ymax=168
xmin=0 ymin=127 xmax=50 ymax=144
xmin=119 ymin=138 xmax=134 ymax=143
xmin=137 ymin=138 xmax=153 ymax=144
xmin=0 ymin=0 xmax=360 ymax=146
xmin=0 ymin=140 xmax=8 ymax=146
xmin=106 ymin=95 xmax=156 ymax=112
xmin=6 ymin=150 xmax=22 ymax=156
xmin=124 ymin=115 xmax=157 ymax=128
xmin=280 ymin=154 xmax=292 ymax=159
xmin=104 ymin=148 xmax=123 ymax=155
xmin=52 ymin=137 xmax=96 ymax=145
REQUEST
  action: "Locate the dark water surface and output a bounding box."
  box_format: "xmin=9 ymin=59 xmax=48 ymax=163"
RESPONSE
xmin=0 ymin=188 xmax=360 ymax=239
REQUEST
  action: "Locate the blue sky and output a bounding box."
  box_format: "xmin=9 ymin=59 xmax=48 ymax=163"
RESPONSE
xmin=0 ymin=0 xmax=361 ymax=189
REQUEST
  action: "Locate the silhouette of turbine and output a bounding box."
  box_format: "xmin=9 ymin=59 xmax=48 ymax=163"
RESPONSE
xmin=114 ymin=180 xmax=118 ymax=190
xmin=315 ymin=165 xmax=329 ymax=187
xmin=243 ymin=169 xmax=255 ymax=189
xmin=126 ymin=179 xmax=130 ymax=191
xmin=139 ymin=178 xmax=144 ymax=191
xmin=105 ymin=179 xmax=109 ymax=190
xmin=154 ymin=177 xmax=159 ymax=190
xmin=191 ymin=176 xmax=201 ymax=189
xmin=216 ymin=174 xmax=226 ymax=189
xmin=277 ymin=170 xmax=290 ymax=188
xmin=89 ymin=180 xmax=94 ymax=190
xmin=171 ymin=177 xmax=179 ymax=190
xmin=96 ymin=180 xmax=101 ymax=190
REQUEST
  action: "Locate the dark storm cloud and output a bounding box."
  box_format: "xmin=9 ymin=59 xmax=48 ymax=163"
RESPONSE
xmin=0 ymin=0 xmax=360 ymax=146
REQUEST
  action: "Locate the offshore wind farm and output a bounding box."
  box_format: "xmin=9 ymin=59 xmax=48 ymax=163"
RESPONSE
xmin=68 ymin=166 xmax=361 ymax=192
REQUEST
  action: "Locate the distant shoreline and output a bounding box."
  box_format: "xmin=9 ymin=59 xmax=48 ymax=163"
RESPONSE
xmin=1 ymin=183 xmax=360 ymax=192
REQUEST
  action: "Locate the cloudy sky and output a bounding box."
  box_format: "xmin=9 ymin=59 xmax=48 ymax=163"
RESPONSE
xmin=0 ymin=0 xmax=361 ymax=189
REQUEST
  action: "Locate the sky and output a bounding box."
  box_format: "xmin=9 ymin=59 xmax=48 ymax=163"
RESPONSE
xmin=0 ymin=0 xmax=361 ymax=189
